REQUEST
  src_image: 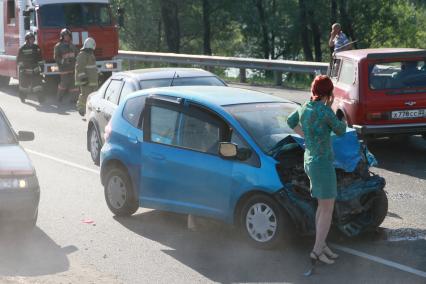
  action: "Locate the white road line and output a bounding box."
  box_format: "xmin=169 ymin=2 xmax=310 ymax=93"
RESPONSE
xmin=331 ymin=243 xmax=426 ymax=279
xmin=25 ymin=148 xmax=100 ymax=175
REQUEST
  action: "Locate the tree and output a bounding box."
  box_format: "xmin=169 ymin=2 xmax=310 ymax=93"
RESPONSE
xmin=160 ymin=0 xmax=181 ymax=52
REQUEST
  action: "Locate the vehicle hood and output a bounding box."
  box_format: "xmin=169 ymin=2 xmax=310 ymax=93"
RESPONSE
xmin=0 ymin=145 xmax=34 ymax=175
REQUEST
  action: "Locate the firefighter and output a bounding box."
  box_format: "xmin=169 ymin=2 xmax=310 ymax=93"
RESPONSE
xmin=54 ymin=28 xmax=79 ymax=102
xmin=75 ymin=37 xmax=98 ymax=116
xmin=17 ymin=32 xmax=44 ymax=103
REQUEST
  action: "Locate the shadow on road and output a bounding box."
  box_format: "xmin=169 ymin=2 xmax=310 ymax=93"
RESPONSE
xmin=0 ymin=84 xmax=75 ymax=116
xmin=114 ymin=210 xmax=425 ymax=283
xmin=0 ymin=227 xmax=77 ymax=277
xmin=367 ymin=135 xmax=426 ymax=180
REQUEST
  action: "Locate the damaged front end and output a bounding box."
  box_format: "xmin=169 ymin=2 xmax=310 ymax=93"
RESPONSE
xmin=273 ymin=129 xmax=387 ymax=237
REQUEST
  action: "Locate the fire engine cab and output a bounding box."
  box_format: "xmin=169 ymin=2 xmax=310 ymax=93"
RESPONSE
xmin=0 ymin=0 xmax=122 ymax=86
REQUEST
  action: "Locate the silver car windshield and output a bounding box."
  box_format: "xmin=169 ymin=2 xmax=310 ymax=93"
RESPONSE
xmin=225 ymin=102 xmax=297 ymax=153
xmin=0 ymin=113 xmax=16 ymax=145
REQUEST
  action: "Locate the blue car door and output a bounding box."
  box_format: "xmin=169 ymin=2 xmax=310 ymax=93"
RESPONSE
xmin=139 ymin=97 xmax=234 ymax=220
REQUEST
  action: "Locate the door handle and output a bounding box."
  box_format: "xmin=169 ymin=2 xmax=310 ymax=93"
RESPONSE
xmin=149 ymin=153 xmax=165 ymax=161
xmin=127 ymin=134 xmax=138 ymax=144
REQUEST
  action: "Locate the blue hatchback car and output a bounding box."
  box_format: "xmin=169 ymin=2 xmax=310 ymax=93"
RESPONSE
xmin=100 ymin=86 xmax=387 ymax=248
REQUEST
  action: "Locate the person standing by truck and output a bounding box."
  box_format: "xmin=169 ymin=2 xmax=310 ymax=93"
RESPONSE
xmin=17 ymin=32 xmax=44 ymax=103
xmin=75 ymin=37 xmax=99 ymax=116
xmin=54 ymin=28 xmax=79 ymax=102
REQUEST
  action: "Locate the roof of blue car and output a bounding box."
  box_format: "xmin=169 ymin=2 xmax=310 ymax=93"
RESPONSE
xmin=131 ymin=86 xmax=290 ymax=106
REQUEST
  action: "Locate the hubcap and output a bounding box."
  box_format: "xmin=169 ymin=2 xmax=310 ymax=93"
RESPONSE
xmin=107 ymin=175 xmax=127 ymax=209
xmin=246 ymin=202 xmax=277 ymax=243
xmin=90 ymin=128 xmax=100 ymax=160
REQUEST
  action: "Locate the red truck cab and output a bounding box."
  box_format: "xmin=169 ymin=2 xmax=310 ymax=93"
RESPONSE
xmin=0 ymin=0 xmax=122 ymax=85
xmin=329 ymin=48 xmax=426 ymax=139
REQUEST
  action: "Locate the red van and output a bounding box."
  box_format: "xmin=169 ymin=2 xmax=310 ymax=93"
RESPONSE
xmin=329 ymin=48 xmax=426 ymax=139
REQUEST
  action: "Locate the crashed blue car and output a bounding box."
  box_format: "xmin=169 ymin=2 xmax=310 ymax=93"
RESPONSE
xmin=100 ymin=86 xmax=387 ymax=249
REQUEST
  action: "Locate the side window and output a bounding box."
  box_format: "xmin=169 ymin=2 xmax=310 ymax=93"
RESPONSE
xmin=7 ymin=0 xmax=16 ymax=25
xmin=231 ymin=131 xmax=248 ymax=148
xmin=119 ymin=80 xmax=136 ymax=103
xmin=104 ymin=79 xmax=123 ymax=105
xmin=330 ymin=59 xmax=342 ymax=78
xmin=150 ymin=106 xmax=180 ymax=145
xmin=339 ymin=60 xmax=355 ymax=85
xmin=180 ymin=112 xmax=222 ymax=154
xmin=123 ymin=96 xmax=146 ymax=128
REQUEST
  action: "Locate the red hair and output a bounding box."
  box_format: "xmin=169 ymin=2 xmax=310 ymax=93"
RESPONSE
xmin=311 ymin=75 xmax=334 ymax=101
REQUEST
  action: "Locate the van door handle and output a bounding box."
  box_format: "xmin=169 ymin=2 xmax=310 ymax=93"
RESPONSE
xmin=149 ymin=153 xmax=165 ymax=161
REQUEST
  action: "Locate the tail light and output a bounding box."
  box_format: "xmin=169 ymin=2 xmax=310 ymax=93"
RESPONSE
xmin=366 ymin=112 xmax=389 ymax=120
xmin=104 ymin=120 xmax=112 ymax=142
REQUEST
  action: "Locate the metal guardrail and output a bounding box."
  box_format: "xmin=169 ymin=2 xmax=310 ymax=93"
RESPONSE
xmin=117 ymin=50 xmax=329 ymax=85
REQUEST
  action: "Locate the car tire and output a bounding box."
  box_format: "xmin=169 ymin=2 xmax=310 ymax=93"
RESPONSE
xmin=368 ymin=189 xmax=388 ymax=229
xmin=88 ymin=125 xmax=101 ymax=165
xmin=104 ymin=167 xmax=139 ymax=217
xmin=240 ymin=194 xmax=291 ymax=249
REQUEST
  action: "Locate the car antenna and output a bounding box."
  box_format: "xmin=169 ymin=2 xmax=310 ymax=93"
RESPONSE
xmin=170 ymin=71 xmax=177 ymax=86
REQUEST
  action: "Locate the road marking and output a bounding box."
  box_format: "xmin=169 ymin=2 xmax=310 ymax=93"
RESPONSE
xmin=331 ymin=243 xmax=426 ymax=278
xmin=25 ymin=149 xmax=100 ymax=175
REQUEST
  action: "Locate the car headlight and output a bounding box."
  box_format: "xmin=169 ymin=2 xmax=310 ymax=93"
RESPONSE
xmin=0 ymin=175 xmax=38 ymax=190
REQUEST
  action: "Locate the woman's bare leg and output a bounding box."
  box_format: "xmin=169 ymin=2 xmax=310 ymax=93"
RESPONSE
xmin=313 ymin=198 xmax=335 ymax=254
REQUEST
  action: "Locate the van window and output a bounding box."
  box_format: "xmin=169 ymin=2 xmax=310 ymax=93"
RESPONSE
xmin=7 ymin=0 xmax=15 ymax=25
xmin=339 ymin=60 xmax=355 ymax=85
xmin=369 ymin=60 xmax=426 ymax=90
xmin=330 ymin=59 xmax=342 ymax=78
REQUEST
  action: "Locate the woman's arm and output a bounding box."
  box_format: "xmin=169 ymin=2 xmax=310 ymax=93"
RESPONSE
xmin=325 ymin=106 xmax=346 ymax=136
xmin=287 ymin=109 xmax=304 ymax=137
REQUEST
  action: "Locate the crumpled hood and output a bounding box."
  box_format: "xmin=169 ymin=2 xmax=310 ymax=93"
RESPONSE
xmin=0 ymin=145 xmax=34 ymax=175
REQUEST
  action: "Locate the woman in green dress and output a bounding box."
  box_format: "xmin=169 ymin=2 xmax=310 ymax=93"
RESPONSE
xmin=287 ymin=75 xmax=346 ymax=265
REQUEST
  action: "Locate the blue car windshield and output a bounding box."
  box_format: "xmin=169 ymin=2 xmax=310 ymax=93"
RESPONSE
xmin=225 ymin=102 xmax=297 ymax=153
xmin=0 ymin=114 xmax=16 ymax=145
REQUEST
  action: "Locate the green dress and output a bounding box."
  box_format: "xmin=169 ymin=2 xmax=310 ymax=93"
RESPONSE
xmin=287 ymin=101 xmax=346 ymax=199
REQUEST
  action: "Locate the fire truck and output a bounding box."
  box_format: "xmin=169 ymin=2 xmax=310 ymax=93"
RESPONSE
xmin=0 ymin=0 xmax=122 ymax=87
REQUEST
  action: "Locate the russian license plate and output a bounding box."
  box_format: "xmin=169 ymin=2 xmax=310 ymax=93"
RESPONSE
xmin=391 ymin=109 xmax=426 ymax=119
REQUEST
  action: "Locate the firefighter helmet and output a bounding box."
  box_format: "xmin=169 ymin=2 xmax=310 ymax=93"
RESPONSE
xmin=82 ymin=37 xmax=96 ymax=50
xmin=60 ymin=28 xmax=72 ymax=40
xmin=25 ymin=32 xmax=35 ymax=41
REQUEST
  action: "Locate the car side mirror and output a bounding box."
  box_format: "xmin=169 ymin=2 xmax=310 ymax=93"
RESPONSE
xmin=17 ymin=131 xmax=35 ymax=141
xmin=219 ymin=142 xmax=238 ymax=159
xmin=24 ymin=16 xmax=31 ymax=30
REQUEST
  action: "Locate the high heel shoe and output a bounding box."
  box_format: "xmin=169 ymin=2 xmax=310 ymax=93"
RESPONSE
xmin=323 ymin=245 xmax=339 ymax=259
xmin=310 ymin=251 xmax=335 ymax=265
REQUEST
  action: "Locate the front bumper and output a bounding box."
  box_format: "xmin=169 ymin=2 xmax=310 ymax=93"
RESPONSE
xmin=43 ymin=59 xmax=123 ymax=75
xmin=0 ymin=188 xmax=40 ymax=222
xmin=353 ymin=122 xmax=426 ymax=136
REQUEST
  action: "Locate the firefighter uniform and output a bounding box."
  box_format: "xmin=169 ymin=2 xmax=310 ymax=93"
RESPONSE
xmin=54 ymin=30 xmax=79 ymax=102
xmin=17 ymin=36 xmax=44 ymax=102
xmin=75 ymin=38 xmax=99 ymax=116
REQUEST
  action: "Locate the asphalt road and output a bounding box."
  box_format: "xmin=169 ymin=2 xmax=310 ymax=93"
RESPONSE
xmin=0 ymin=81 xmax=425 ymax=284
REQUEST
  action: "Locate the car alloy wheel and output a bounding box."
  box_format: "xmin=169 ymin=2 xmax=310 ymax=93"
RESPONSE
xmin=107 ymin=175 xmax=127 ymax=210
xmin=89 ymin=126 xmax=101 ymax=165
xmin=246 ymin=202 xmax=277 ymax=243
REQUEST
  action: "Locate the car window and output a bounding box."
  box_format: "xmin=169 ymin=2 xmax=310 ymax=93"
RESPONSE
xmin=119 ymin=80 xmax=136 ymax=103
xmin=330 ymin=59 xmax=342 ymax=79
xmin=104 ymin=79 xmax=123 ymax=105
xmin=171 ymin=76 xmax=225 ymax=87
xmin=140 ymin=78 xmax=173 ymax=89
xmin=180 ymin=112 xmax=222 ymax=154
xmin=150 ymin=106 xmax=180 ymax=145
xmin=338 ymin=60 xmax=355 ymax=85
xmin=123 ymin=96 xmax=147 ymax=128
xmin=0 ymin=113 xmax=15 ymax=144
xmin=97 ymin=78 xmax=111 ymax=97
xmin=369 ymin=60 xmax=426 ymax=90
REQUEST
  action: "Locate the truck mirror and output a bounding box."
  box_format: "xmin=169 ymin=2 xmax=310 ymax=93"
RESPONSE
xmin=117 ymin=7 xmax=125 ymax=28
xmin=24 ymin=16 xmax=31 ymax=30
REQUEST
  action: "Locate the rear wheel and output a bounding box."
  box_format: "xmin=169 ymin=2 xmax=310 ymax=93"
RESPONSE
xmin=104 ymin=167 xmax=139 ymax=216
xmin=240 ymin=194 xmax=291 ymax=249
xmin=0 ymin=76 xmax=10 ymax=87
xmin=88 ymin=125 xmax=101 ymax=165
xmin=368 ymin=189 xmax=388 ymax=229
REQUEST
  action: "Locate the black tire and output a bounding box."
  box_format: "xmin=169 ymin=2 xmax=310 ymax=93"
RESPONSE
xmin=88 ymin=125 xmax=101 ymax=165
xmin=0 ymin=75 xmax=10 ymax=87
xmin=240 ymin=194 xmax=291 ymax=249
xmin=104 ymin=167 xmax=139 ymax=217
xmin=368 ymin=189 xmax=388 ymax=229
